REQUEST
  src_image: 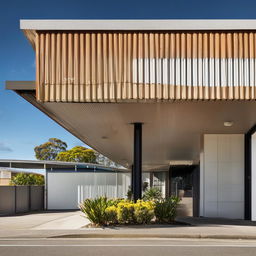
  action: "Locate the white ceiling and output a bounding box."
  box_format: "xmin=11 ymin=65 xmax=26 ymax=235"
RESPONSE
xmin=22 ymin=98 xmax=256 ymax=171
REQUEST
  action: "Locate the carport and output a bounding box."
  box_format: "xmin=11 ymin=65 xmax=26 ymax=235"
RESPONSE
xmin=6 ymin=19 xmax=256 ymax=220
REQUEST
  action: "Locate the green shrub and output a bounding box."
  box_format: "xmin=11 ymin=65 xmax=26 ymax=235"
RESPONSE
xmin=79 ymin=197 xmax=110 ymax=226
xmin=126 ymin=186 xmax=133 ymax=200
xmin=134 ymin=200 xmax=155 ymax=224
xmin=116 ymin=200 xmax=135 ymax=224
xmin=105 ymin=205 xmax=118 ymax=224
xmin=154 ymin=197 xmax=180 ymax=223
xmin=143 ymin=187 xmax=163 ymax=201
xmin=10 ymin=173 xmax=44 ymax=186
xmin=142 ymin=182 xmax=149 ymax=191
xmin=80 ymin=196 xmax=180 ymax=226
xmin=108 ymin=198 xmax=123 ymax=207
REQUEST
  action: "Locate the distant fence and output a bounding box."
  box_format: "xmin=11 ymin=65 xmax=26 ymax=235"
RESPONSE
xmin=77 ymin=184 xmax=127 ymax=205
xmin=0 ymin=186 xmax=44 ymax=216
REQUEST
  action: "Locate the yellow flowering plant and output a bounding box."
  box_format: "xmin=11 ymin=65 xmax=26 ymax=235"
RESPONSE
xmin=80 ymin=196 xmax=179 ymax=226
xmin=133 ymin=200 xmax=155 ymax=224
xmin=116 ymin=200 xmax=135 ymax=224
xmin=105 ymin=205 xmax=118 ymax=224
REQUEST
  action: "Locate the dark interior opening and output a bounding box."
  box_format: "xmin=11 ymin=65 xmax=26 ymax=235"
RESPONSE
xmin=169 ymin=165 xmax=200 ymax=217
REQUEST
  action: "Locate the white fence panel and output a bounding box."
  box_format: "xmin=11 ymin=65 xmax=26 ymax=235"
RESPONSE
xmin=48 ymin=171 xmax=131 ymax=210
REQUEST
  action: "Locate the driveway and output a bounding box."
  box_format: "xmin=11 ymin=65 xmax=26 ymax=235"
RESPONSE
xmin=0 ymin=211 xmax=89 ymax=230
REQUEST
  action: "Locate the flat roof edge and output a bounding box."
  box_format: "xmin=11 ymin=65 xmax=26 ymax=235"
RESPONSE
xmin=20 ymin=19 xmax=256 ymax=31
xmin=0 ymin=159 xmax=127 ymax=171
xmin=5 ymin=81 xmax=36 ymax=90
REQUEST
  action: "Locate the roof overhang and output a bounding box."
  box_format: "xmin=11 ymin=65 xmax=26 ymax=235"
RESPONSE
xmin=5 ymin=81 xmax=256 ymax=171
xmin=8 ymin=20 xmax=256 ymax=171
xmin=0 ymin=167 xmax=44 ymax=176
xmin=20 ymin=19 xmax=256 ymax=31
xmin=20 ymin=19 xmax=256 ymax=52
xmin=0 ymin=159 xmax=127 ymax=172
xmin=20 ymin=19 xmax=256 ymax=102
xmin=5 ymin=81 xmax=35 ymax=91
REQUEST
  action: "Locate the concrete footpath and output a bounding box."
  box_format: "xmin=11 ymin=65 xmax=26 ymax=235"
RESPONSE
xmin=1 ymin=211 xmax=256 ymax=240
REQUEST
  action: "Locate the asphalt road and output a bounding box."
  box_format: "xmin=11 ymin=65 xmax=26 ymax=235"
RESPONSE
xmin=0 ymin=238 xmax=256 ymax=256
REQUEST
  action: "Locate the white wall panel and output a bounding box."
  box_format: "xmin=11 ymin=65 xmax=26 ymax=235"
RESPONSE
xmin=47 ymin=172 xmax=131 ymax=210
xmin=202 ymin=134 xmax=244 ymax=219
xmin=204 ymin=135 xmax=218 ymax=162
xmin=48 ymin=172 xmax=84 ymax=209
xmin=204 ymin=202 xmax=218 ymax=217
xmin=204 ymin=162 xmax=218 ymax=202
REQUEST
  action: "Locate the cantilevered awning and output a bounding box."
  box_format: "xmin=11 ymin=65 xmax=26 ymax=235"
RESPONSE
xmin=21 ymin=20 xmax=256 ymax=102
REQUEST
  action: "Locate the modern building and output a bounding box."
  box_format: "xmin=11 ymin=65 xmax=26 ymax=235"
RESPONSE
xmin=6 ymin=19 xmax=256 ymax=220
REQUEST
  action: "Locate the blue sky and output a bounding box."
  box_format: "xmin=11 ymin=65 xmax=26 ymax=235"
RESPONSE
xmin=1 ymin=0 xmax=256 ymax=160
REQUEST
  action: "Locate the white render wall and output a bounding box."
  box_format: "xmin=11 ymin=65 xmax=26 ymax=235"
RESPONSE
xmin=47 ymin=172 xmax=130 ymax=210
xmin=201 ymin=134 xmax=244 ymax=219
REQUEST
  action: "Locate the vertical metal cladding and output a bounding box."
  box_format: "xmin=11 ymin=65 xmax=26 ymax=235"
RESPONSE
xmin=36 ymin=31 xmax=256 ymax=102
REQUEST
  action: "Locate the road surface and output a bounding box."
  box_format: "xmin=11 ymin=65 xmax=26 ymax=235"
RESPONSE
xmin=0 ymin=238 xmax=256 ymax=256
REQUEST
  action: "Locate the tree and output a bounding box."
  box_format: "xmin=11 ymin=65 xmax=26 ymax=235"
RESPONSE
xmin=34 ymin=138 xmax=67 ymax=160
xmin=10 ymin=173 xmax=44 ymax=186
xmin=56 ymin=146 xmax=97 ymax=163
xmin=95 ymin=152 xmax=123 ymax=168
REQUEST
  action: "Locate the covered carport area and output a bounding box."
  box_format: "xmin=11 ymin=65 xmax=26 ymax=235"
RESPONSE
xmin=6 ymin=82 xmax=256 ymax=219
xmin=6 ymin=19 xmax=256 ymax=220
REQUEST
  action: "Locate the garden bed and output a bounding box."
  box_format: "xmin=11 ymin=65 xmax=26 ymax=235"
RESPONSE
xmin=84 ymin=220 xmax=190 ymax=229
xmin=79 ymin=192 xmax=181 ymax=227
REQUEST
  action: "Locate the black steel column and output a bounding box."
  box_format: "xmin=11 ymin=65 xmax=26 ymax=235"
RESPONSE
xmin=244 ymin=125 xmax=256 ymax=220
xmin=168 ymin=166 xmax=172 ymax=197
xmin=192 ymin=166 xmax=200 ymax=217
xmin=131 ymin=165 xmax=134 ymax=192
xmin=132 ymin=123 xmax=142 ymax=201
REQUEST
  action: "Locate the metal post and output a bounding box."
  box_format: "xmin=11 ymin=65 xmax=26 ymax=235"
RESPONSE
xmin=150 ymin=172 xmax=153 ymax=188
xmin=168 ymin=166 xmax=172 ymax=197
xmin=28 ymin=186 xmax=31 ymax=211
xmin=132 ymin=123 xmax=142 ymax=201
xmin=131 ymin=165 xmax=133 ymax=192
xmin=45 ymin=165 xmax=48 ymax=210
xmin=14 ymin=186 xmax=17 ymax=214
xmin=245 ymin=132 xmax=252 ymax=220
xmin=244 ymin=124 xmax=256 ymax=220
xmin=93 ymin=166 xmax=96 ymax=198
xmin=115 ymin=171 xmax=118 ymax=198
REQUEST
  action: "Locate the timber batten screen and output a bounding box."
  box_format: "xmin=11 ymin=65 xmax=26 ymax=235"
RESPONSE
xmin=36 ymin=31 xmax=256 ymax=102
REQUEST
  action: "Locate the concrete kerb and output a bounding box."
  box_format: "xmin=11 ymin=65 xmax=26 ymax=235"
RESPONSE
xmin=50 ymin=233 xmax=256 ymax=240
